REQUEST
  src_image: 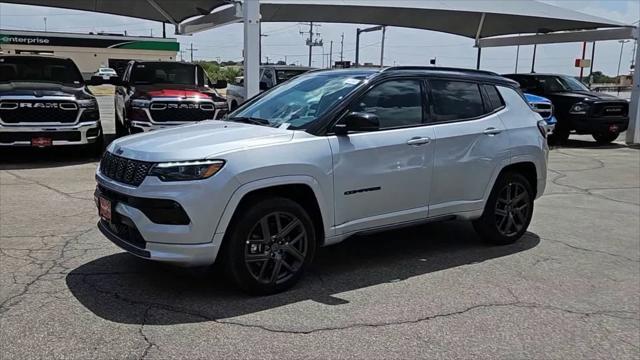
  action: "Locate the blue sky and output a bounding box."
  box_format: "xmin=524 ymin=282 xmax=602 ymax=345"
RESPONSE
xmin=0 ymin=0 xmax=638 ymax=76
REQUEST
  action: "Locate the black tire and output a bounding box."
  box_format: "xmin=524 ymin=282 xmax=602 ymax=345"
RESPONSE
xmin=473 ymin=172 xmax=534 ymax=245
xmin=223 ymin=196 xmax=317 ymax=295
xmin=549 ymin=125 xmax=569 ymax=145
xmin=88 ymin=133 xmax=104 ymax=158
xmin=115 ymin=110 xmax=127 ymax=137
xmin=592 ymin=131 xmax=619 ymax=144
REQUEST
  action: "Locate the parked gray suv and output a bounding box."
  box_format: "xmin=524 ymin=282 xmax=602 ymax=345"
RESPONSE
xmin=96 ymin=67 xmax=548 ymax=294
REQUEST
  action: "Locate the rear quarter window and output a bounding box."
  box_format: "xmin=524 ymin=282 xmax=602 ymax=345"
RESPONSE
xmin=429 ymin=79 xmax=485 ymax=122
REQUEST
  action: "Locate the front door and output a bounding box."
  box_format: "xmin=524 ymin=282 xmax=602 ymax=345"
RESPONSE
xmin=328 ymin=79 xmax=435 ymax=234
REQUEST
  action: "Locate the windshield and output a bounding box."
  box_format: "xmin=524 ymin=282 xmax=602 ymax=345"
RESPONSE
xmin=538 ymin=75 xmax=589 ymax=92
xmin=230 ymin=73 xmax=366 ymax=130
xmin=130 ymin=62 xmax=195 ymax=85
xmin=0 ymin=57 xmax=84 ymax=85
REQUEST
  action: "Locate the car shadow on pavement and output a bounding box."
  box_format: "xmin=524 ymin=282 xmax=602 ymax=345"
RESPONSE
xmin=0 ymin=134 xmax=116 ymax=170
xmin=66 ymin=220 xmax=540 ymax=325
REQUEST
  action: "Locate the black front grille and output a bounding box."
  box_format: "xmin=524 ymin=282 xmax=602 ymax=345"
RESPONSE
xmin=0 ymin=100 xmax=79 ymax=123
xmin=149 ymin=101 xmax=215 ymax=122
xmin=0 ymin=131 xmax=80 ymax=143
xmin=99 ymin=152 xmax=152 ymax=186
xmin=591 ymin=102 xmax=629 ymax=118
xmin=530 ymin=103 xmax=552 ymax=120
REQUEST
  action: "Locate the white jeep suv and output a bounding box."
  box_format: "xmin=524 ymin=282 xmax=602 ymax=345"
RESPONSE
xmin=95 ymin=67 xmax=548 ymax=294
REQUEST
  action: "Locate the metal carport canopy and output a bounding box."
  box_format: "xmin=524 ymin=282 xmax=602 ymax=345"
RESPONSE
xmin=179 ymin=0 xmax=627 ymax=37
xmin=0 ymin=0 xmax=229 ymax=25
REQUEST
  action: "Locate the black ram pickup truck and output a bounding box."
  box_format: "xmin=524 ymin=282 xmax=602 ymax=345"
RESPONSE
xmin=0 ymin=55 xmax=102 ymax=151
xmin=503 ymin=73 xmax=629 ymax=144
xmin=114 ymin=61 xmax=227 ymax=136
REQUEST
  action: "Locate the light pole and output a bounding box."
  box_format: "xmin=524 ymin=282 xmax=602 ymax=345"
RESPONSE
xmin=617 ymin=40 xmax=630 ymax=78
xmin=43 ymin=17 xmax=47 ymax=32
xmin=355 ymin=25 xmax=384 ymax=68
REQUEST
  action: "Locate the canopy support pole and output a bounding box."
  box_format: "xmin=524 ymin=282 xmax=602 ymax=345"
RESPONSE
xmin=475 ymin=13 xmax=486 ymax=70
xmin=243 ymin=0 xmax=260 ymax=99
xmin=145 ymin=0 xmax=178 ymax=27
xmin=625 ymin=24 xmax=639 ymax=145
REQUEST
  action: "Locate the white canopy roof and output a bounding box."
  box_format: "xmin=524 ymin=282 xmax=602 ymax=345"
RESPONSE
xmin=0 ymin=0 xmax=229 ymax=25
xmin=180 ymin=0 xmax=630 ymax=37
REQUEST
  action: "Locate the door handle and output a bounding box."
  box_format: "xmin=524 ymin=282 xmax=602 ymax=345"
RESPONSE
xmin=483 ymin=127 xmax=502 ymax=135
xmin=406 ymin=137 xmax=431 ymax=146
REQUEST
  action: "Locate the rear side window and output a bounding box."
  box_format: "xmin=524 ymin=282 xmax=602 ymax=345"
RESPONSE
xmin=429 ymin=80 xmax=484 ymax=121
xmin=483 ymin=84 xmax=505 ymax=111
xmin=350 ymin=79 xmax=423 ymax=129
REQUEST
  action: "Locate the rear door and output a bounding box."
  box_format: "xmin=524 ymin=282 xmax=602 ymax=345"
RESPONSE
xmin=427 ymin=79 xmax=511 ymax=217
xmin=328 ymin=78 xmax=435 ymax=234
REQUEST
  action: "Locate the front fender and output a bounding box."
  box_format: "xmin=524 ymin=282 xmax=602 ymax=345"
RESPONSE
xmin=213 ymin=175 xmax=333 ymax=239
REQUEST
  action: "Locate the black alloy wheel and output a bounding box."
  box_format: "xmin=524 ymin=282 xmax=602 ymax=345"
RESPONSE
xmin=494 ymin=182 xmax=530 ymax=237
xmin=244 ymin=211 xmax=309 ymax=285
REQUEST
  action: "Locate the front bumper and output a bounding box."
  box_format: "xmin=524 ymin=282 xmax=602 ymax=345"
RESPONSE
xmin=0 ymin=121 xmax=102 ymax=146
xmin=94 ymin=165 xmax=239 ymax=266
xmin=568 ymin=114 xmax=629 ymax=134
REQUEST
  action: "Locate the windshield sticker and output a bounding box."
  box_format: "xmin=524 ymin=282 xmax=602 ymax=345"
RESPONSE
xmin=344 ymin=78 xmax=361 ymax=85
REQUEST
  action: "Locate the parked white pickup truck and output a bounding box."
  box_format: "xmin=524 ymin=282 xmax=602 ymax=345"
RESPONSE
xmin=226 ymin=65 xmax=313 ymax=110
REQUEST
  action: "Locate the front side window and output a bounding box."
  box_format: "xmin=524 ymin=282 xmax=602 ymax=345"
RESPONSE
xmin=349 ymin=79 xmax=423 ymax=129
xmin=429 ymin=80 xmax=485 ymax=121
xmin=130 ymin=62 xmax=195 ymax=85
xmin=230 ymin=72 xmax=367 ymax=130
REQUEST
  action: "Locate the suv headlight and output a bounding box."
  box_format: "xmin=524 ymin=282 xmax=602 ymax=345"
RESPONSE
xmin=569 ymin=102 xmax=588 ymax=115
xmin=149 ymin=160 xmax=224 ymax=181
xmin=131 ymin=99 xmax=151 ymax=108
xmin=77 ymin=99 xmax=98 ymax=109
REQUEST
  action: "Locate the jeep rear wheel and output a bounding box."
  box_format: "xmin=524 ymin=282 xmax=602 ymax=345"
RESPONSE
xmin=592 ymin=131 xmax=619 ymax=144
xmin=473 ymin=172 xmax=533 ymax=245
xmin=223 ymin=197 xmax=316 ymax=295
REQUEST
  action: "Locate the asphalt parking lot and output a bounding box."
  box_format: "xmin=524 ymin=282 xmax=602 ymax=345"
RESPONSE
xmin=1 ymin=96 xmax=639 ymax=359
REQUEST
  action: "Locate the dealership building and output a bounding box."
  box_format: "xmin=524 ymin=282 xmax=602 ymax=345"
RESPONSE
xmin=0 ymin=29 xmax=179 ymax=78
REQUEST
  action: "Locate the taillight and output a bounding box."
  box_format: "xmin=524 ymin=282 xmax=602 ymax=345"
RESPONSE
xmin=537 ymin=120 xmax=547 ymax=138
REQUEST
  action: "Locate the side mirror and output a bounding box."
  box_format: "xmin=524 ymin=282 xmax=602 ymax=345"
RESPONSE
xmin=334 ymin=112 xmax=380 ymax=135
xmin=259 ymin=81 xmax=269 ymax=91
xmin=214 ymin=80 xmax=227 ymax=89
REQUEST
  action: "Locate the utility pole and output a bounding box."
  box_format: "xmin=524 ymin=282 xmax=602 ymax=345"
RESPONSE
xmin=162 ymin=22 xmax=166 ymax=38
xmin=515 ymin=45 xmax=520 ymax=73
xmin=329 ymin=40 xmax=333 ymax=68
xmin=589 ymin=42 xmax=596 ymax=88
xmin=43 ymin=17 xmax=47 ymax=32
xmin=150 ymin=29 xmax=153 ymax=37
xmin=189 ymin=43 xmax=198 ymax=62
xmin=259 ymin=23 xmax=268 ymax=65
xmin=340 ymin=33 xmax=344 ymax=62
xmin=300 ymin=22 xmax=322 ymax=67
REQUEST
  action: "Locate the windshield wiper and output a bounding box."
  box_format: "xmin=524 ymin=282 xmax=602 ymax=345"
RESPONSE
xmin=227 ymin=116 xmax=272 ymax=126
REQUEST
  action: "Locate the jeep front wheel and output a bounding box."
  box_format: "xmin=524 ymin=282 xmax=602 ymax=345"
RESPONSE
xmin=223 ymin=197 xmax=316 ymax=295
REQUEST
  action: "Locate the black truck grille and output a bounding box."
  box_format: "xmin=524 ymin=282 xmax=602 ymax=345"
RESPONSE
xmin=0 ymin=100 xmax=79 ymax=124
xmin=99 ymin=152 xmax=153 ymax=186
xmin=149 ymin=101 xmax=215 ymax=122
xmin=591 ymin=102 xmax=629 ymax=118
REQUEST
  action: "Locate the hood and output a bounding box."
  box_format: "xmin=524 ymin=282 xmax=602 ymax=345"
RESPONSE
xmin=108 ymin=121 xmax=294 ymax=162
xmin=133 ymin=84 xmax=215 ymax=99
xmin=524 ymin=93 xmax=551 ymax=104
xmin=550 ymin=90 xmax=626 ymax=102
xmin=0 ymin=81 xmax=90 ymax=99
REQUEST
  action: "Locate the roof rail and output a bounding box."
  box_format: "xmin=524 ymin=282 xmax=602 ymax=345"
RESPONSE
xmin=382 ymin=66 xmax=499 ymax=76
